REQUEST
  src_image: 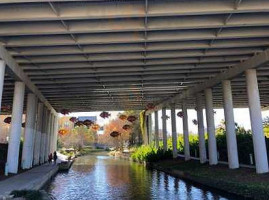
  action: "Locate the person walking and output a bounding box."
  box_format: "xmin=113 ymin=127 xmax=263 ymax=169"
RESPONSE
xmin=48 ymin=153 xmax=53 ymax=164
xmin=53 ymin=151 xmax=58 ymax=165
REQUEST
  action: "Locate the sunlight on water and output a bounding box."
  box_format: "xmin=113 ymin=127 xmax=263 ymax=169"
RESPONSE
xmin=47 ymin=154 xmax=240 ymax=200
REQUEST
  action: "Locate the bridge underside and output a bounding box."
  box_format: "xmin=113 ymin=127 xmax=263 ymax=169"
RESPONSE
xmin=1 ymin=0 xmax=269 ymax=112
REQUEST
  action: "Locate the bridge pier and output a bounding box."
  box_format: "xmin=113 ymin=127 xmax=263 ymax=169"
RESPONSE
xmin=182 ymin=102 xmax=190 ymax=161
xmin=7 ymin=82 xmax=25 ymax=174
xmin=222 ymin=80 xmax=239 ymax=169
xmin=246 ymin=69 xmax=269 ymax=174
xmin=21 ymin=93 xmax=37 ymax=169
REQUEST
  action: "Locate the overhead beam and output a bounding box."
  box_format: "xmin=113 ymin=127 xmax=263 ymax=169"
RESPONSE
xmin=0 ymin=46 xmax=57 ymax=114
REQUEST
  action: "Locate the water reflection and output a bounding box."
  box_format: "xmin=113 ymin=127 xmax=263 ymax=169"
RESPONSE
xmin=47 ymin=154 xmax=241 ymax=200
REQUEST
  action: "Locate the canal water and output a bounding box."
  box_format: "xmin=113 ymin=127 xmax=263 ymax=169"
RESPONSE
xmin=46 ymin=153 xmax=241 ymax=200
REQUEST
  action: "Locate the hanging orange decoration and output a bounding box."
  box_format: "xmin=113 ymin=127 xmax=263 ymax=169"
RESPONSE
xmin=83 ymin=120 xmax=94 ymax=127
xmin=1 ymin=105 xmax=11 ymax=112
xmin=58 ymin=129 xmax=68 ymax=136
xmin=100 ymin=111 xmax=111 ymax=119
xmin=177 ymin=111 xmax=183 ymax=118
xmin=91 ymin=124 xmax=100 ymax=131
xmin=60 ymin=109 xmax=70 ymax=115
xmin=74 ymin=121 xmax=84 ymax=127
xmin=119 ymin=114 xmax=127 ymax=121
xmin=4 ymin=117 xmax=11 ymax=124
xmin=110 ymin=131 xmax=120 ymax=137
xmin=122 ymin=124 xmax=132 ymax=131
xmin=192 ymin=119 xmax=198 ymax=125
xmin=127 ymin=115 xmax=137 ymax=123
xmin=69 ymin=117 xmax=77 ymax=123
xmin=146 ymin=103 xmax=155 ymax=110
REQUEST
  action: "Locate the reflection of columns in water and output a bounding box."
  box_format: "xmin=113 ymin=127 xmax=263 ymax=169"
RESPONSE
xmin=174 ymin=178 xmax=179 ymax=191
xmin=164 ymin=174 xmax=169 ymax=191
xmin=156 ymin=170 xmax=161 ymax=188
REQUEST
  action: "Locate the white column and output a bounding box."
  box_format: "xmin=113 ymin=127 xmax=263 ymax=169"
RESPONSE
xmin=0 ymin=60 xmax=5 ymax=111
xmin=30 ymin=98 xmax=38 ymax=167
xmin=246 ymin=69 xmax=269 ymax=173
xmin=222 ymin=80 xmax=239 ymax=169
xmin=170 ymin=103 xmax=177 ymax=158
xmin=162 ymin=108 xmax=168 ymax=151
xmin=53 ymin=114 xmax=59 ymax=152
xmin=40 ymin=107 xmax=48 ymax=164
xmin=33 ymin=103 xmax=43 ymax=165
xmin=45 ymin=111 xmax=52 ymax=162
xmin=204 ymin=88 xmax=218 ymax=165
xmin=49 ymin=114 xmax=55 ymax=154
xmin=154 ymin=110 xmax=159 ymax=148
xmin=196 ymin=93 xmax=207 ymax=163
xmin=7 ymin=82 xmax=25 ymax=173
xmin=21 ymin=93 xmax=37 ymax=169
xmin=182 ymin=102 xmax=190 ymax=161
xmin=148 ymin=114 xmax=153 ymax=144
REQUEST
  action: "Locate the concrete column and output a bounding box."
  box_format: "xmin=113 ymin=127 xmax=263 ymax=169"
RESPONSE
xmin=21 ymin=93 xmax=37 ymax=169
xmin=148 ymin=114 xmax=153 ymax=144
xmin=182 ymin=102 xmax=190 ymax=161
xmin=0 ymin=60 xmax=5 ymax=111
xmin=222 ymin=80 xmax=239 ymax=169
xmin=196 ymin=93 xmax=207 ymax=163
xmin=49 ymin=114 xmax=55 ymax=154
xmin=30 ymin=99 xmax=38 ymax=167
xmin=52 ymin=114 xmax=59 ymax=152
xmin=162 ymin=107 xmax=168 ymax=151
xmin=40 ymin=107 xmax=48 ymax=164
xmin=246 ymin=69 xmax=269 ymax=173
xmin=204 ymin=88 xmax=218 ymax=165
xmin=7 ymin=82 xmax=25 ymax=173
xmin=33 ymin=103 xmax=43 ymax=165
xmin=45 ymin=112 xmax=52 ymax=161
xmin=154 ymin=110 xmax=159 ymax=148
xmin=170 ymin=103 xmax=177 ymax=158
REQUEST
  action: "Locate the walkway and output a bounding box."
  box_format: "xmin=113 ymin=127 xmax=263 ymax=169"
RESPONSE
xmin=0 ymin=164 xmax=58 ymax=196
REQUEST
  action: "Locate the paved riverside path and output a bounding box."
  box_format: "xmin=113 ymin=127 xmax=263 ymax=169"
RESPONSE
xmin=0 ymin=164 xmax=58 ymax=196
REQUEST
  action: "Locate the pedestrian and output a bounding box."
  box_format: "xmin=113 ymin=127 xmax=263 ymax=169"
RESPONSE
xmin=53 ymin=151 xmax=58 ymax=165
xmin=48 ymin=153 xmax=53 ymax=164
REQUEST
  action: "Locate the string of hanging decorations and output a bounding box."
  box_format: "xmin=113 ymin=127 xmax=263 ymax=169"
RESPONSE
xmin=110 ymin=131 xmax=120 ymax=137
xmin=192 ymin=119 xmax=198 ymax=125
xmin=100 ymin=111 xmax=111 ymax=119
xmin=4 ymin=117 xmax=11 ymax=124
xmin=177 ymin=111 xmax=183 ymax=118
xmin=122 ymin=124 xmax=132 ymax=131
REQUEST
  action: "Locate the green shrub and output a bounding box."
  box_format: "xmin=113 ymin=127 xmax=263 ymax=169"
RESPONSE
xmin=131 ymin=145 xmax=172 ymax=163
xmin=10 ymin=190 xmax=43 ymax=200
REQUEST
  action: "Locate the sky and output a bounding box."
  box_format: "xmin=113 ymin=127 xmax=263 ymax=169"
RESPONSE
xmin=63 ymin=108 xmax=269 ymax=135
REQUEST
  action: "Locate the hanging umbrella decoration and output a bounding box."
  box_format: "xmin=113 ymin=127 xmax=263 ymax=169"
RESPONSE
xmin=1 ymin=105 xmax=11 ymax=112
xmin=69 ymin=117 xmax=77 ymax=123
xmin=60 ymin=109 xmax=70 ymax=115
xmin=110 ymin=131 xmax=120 ymax=138
xmin=91 ymin=124 xmax=100 ymax=131
xmin=119 ymin=114 xmax=128 ymax=121
xmin=58 ymin=129 xmax=68 ymax=136
xmin=83 ymin=120 xmax=94 ymax=128
xmin=100 ymin=111 xmax=111 ymax=119
xmin=161 ymin=115 xmax=170 ymax=120
xmin=146 ymin=103 xmax=155 ymax=110
xmin=127 ymin=115 xmax=137 ymax=123
xmin=192 ymin=119 xmax=198 ymax=125
xmin=4 ymin=117 xmax=11 ymax=124
xmin=122 ymin=124 xmax=132 ymax=131
xmin=177 ymin=111 xmax=183 ymax=118
xmin=74 ymin=121 xmax=84 ymax=127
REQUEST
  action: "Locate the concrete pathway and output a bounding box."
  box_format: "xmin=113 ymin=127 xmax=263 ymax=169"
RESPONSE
xmin=0 ymin=164 xmax=58 ymax=196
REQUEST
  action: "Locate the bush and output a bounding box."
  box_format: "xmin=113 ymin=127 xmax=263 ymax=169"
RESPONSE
xmin=131 ymin=145 xmax=172 ymax=163
xmin=10 ymin=190 xmax=43 ymax=200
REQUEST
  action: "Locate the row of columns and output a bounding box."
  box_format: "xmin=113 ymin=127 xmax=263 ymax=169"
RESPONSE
xmin=0 ymin=62 xmax=59 ymax=174
xmin=147 ymin=69 xmax=268 ymax=174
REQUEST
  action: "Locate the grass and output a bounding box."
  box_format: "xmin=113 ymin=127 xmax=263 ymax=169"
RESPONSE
xmin=154 ymin=159 xmax=269 ymax=200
